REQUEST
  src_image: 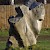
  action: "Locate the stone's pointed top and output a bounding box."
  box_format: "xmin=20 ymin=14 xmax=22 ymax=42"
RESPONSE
xmin=24 ymin=0 xmax=42 ymax=10
xmin=24 ymin=0 xmax=36 ymax=7
xmin=29 ymin=1 xmax=41 ymax=10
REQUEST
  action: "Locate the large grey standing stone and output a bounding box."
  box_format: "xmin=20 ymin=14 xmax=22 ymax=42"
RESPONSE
xmin=9 ymin=2 xmax=45 ymax=47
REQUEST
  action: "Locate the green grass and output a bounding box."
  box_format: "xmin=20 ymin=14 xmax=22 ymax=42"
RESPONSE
xmin=0 ymin=40 xmax=50 ymax=50
xmin=37 ymin=40 xmax=50 ymax=50
xmin=0 ymin=30 xmax=9 ymax=36
xmin=40 ymin=28 xmax=50 ymax=35
xmin=0 ymin=28 xmax=50 ymax=36
xmin=0 ymin=28 xmax=50 ymax=50
xmin=0 ymin=41 xmax=6 ymax=50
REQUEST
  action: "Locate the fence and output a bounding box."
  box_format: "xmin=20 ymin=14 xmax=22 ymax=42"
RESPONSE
xmin=0 ymin=4 xmax=50 ymax=30
xmin=42 ymin=4 xmax=50 ymax=28
xmin=0 ymin=5 xmax=16 ymax=30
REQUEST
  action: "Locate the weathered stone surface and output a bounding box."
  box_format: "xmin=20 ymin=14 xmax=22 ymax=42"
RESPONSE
xmin=15 ymin=17 xmax=30 ymax=46
xmin=14 ymin=3 xmax=45 ymax=47
xmin=9 ymin=36 xmax=19 ymax=48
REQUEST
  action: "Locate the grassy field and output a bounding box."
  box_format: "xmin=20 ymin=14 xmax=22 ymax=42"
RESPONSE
xmin=40 ymin=28 xmax=50 ymax=35
xmin=0 ymin=30 xmax=9 ymax=36
xmin=0 ymin=28 xmax=50 ymax=50
xmin=0 ymin=40 xmax=50 ymax=50
xmin=37 ymin=40 xmax=50 ymax=50
xmin=0 ymin=28 xmax=50 ymax=36
xmin=0 ymin=41 xmax=6 ymax=50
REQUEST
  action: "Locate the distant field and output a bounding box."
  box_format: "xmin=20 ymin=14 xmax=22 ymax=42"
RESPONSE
xmin=0 ymin=28 xmax=50 ymax=50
